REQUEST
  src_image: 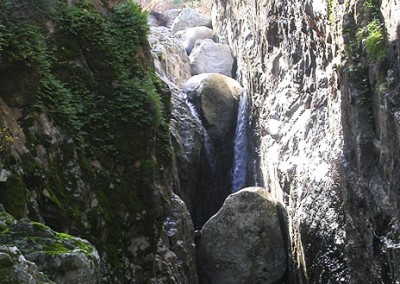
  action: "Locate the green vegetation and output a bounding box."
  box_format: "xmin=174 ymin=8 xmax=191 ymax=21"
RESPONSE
xmin=0 ymin=175 xmax=28 ymax=219
xmin=356 ymin=18 xmax=387 ymax=61
xmin=346 ymin=0 xmax=387 ymax=63
xmin=0 ymin=0 xmax=172 ymax=280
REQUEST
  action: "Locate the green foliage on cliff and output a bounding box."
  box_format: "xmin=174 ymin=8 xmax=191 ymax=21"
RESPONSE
xmin=346 ymin=0 xmax=387 ymax=63
xmin=356 ymin=18 xmax=387 ymax=61
xmin=0 ymin=0 xmax=173 ymax=281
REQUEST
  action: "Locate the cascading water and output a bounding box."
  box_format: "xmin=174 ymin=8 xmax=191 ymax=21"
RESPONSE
xmin=184 ymin=96 xmax=217 ymax=173
xmin=231 ymin=90 xmax=249 ymax=192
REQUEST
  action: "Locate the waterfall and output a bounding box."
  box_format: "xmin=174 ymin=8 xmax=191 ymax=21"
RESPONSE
xmin=231 ymin=90 xmax=249 ymax=192
xmin=184 ymin=97 xmax=217 ymax=173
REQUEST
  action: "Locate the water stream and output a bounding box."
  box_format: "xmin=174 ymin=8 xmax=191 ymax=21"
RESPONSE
xmin=184 ymin=96 xmax=217 ymax=173
xmin=231 ymin=90 xmax=249 ymax=192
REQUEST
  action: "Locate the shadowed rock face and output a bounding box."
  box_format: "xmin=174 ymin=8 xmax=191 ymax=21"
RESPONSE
xmin=213 ymin=0 xmax=400 ymax=282
xmin=0 ymin=1 xmax=197 ymax=283
xmin=197 ymin=187 xmax=287 ymax=284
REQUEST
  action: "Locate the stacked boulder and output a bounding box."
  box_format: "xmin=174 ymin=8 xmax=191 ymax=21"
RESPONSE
xmin=150 ymin=7 xmax=234 ymax=77
xmin=148 ymin=8 xmax=242 ymax=228
xmin=148 ymin=7 xmax=288 ymax=284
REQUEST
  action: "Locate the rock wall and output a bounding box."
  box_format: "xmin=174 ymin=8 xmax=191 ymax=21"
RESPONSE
xmin=0 ymin=1 xmax=196 ymax=283
xmin=213 ymin=0 xmax=400 ymax=282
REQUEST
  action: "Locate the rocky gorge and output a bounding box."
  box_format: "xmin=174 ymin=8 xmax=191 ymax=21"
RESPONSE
xmin=1 ymin=0 xmax=400 ymax=283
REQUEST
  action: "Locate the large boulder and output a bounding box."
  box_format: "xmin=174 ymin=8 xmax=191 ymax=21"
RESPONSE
xmin=189 ymin=39 xmax=234 ymax=77
xmin=182 ymin=73 xmax=242 ymax=146
xmin=176 ymin=26 xmax=215 ymax=55
xmin=165 ymin=9 xmax=181 ymax=22
xmin=197 ymin=187 xmax=287 ymax=284
xmin=171 ymin=8 xmax=212 ymax=33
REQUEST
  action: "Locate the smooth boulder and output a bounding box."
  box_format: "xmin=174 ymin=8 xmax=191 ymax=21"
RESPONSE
xmin=189 ymin=39 xmax=234 ymax=77
xmin=171 ymin=8 xmax=212 ymax=33
xmin=176 ymin=26 xmax=215 ymax=55
xmin=183 ymin=73 xmax=242 ymax=146
xmin=197 ymin=187 xmax=287 ymax=284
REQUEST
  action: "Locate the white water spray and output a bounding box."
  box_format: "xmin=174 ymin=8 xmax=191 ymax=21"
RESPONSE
xmin=231 ymin=90 xmax=249 ymax=192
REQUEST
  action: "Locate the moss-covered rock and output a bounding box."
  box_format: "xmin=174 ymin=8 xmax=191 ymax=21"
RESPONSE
xmin=0 ymin=0 xmax=182 ymax=282
xmin=0 ymin=208 xmax=100 ymax=283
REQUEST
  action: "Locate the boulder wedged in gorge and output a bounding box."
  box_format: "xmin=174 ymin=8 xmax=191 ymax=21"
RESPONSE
xmin=189 ymin=39 xmax=234 ymax=77
xmin=176 ymin=26 xmax=215 ymax=55
xmin=171 ymin=8 xmax=212 ymax=33
xmin=197 ymin=187 xmax=287 ymax=284
xmin=183 ymin=73 xmax=242 ymax=147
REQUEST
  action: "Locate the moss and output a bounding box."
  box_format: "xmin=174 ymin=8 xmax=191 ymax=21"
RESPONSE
xmin=1 ymin=0 xmax=172 ymax=280
xmin=362 ymin=19 xmax=387 ymax=61
xmin=56 ymin=232 xmax=93 ymax=255
xmin=0 ymin=175 xmax=28 ymax=219
xmin=31 ymin=222 xmax=50 ymax=231
xmin=0 ymin=252 xmax=13 ymax=267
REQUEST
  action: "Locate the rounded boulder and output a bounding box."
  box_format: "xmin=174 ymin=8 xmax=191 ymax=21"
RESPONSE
xmin=176 ymin=26 xmax=216 ymax=55
xmin=197 ymin=187 xmax=288 ymax=284
xmin=183 ymin=73 xmax=243 ymax=146
xmin=189 ymin=39 xmax=234 ymax=77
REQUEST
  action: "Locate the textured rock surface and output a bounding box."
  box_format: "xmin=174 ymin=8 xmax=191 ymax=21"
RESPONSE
xmin=154 ymin=193 xmax=198 ymax=284
xmin=183 ymin=73 xmax=242 ymax=146
xmin=213 ymin=0 xmax=400 ymax=283
xmin=197 ymin=187 xmax=287 ymax=284
xmin=0 ymin=209 xmax=100 ymax=283
xmin=0 ymin=245 xmax=53 ymax=284
xmin=149 ymin=26 xmax=191 ymax=87
xmin=171 ymin=8 xmax=212 ymax=33
xmin=176 ymin=26 xmax=215 ymax=55
xmin=149 ymin=20 xmax=214 ymax=229
xmin=189 ymin=39 xmax=234 ymax=77
xmin=0 ymin=1 xmax=196 ymax=283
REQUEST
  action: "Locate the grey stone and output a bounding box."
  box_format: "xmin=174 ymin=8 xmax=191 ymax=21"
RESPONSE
xmin=197 ymin=187 xmax=287 ymax=284
xmin=171 ymin=8 xmax=212 ymax=33
xmin=176 ymin=26 xmax=215 ymax=55
xmin=0 ymin=212 xmax=100 ymax=284
xmin=183 ymin=73 xmax=242 ymax=146
xmin=189 ymin=39 xmax=234 ymax=77
xmin=149 ymin=26 xmax=191 ymax=88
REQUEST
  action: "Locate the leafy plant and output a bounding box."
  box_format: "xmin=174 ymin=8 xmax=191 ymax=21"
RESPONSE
xmin=363 ymin=19 xmax=387 ymax=61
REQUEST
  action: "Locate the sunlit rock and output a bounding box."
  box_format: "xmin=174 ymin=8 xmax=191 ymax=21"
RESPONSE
xmin=176 ymin=26 xmax=215 ymax=55
xmin=197 ymin=187 xmax=287 ymax=284
xmin=189 ymin=39 xmax=234 ymax=77
xmin=171 ymin=8 xmax=212 ymax=33
xmin=183 ymin=73 xmax=242 ymax=146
